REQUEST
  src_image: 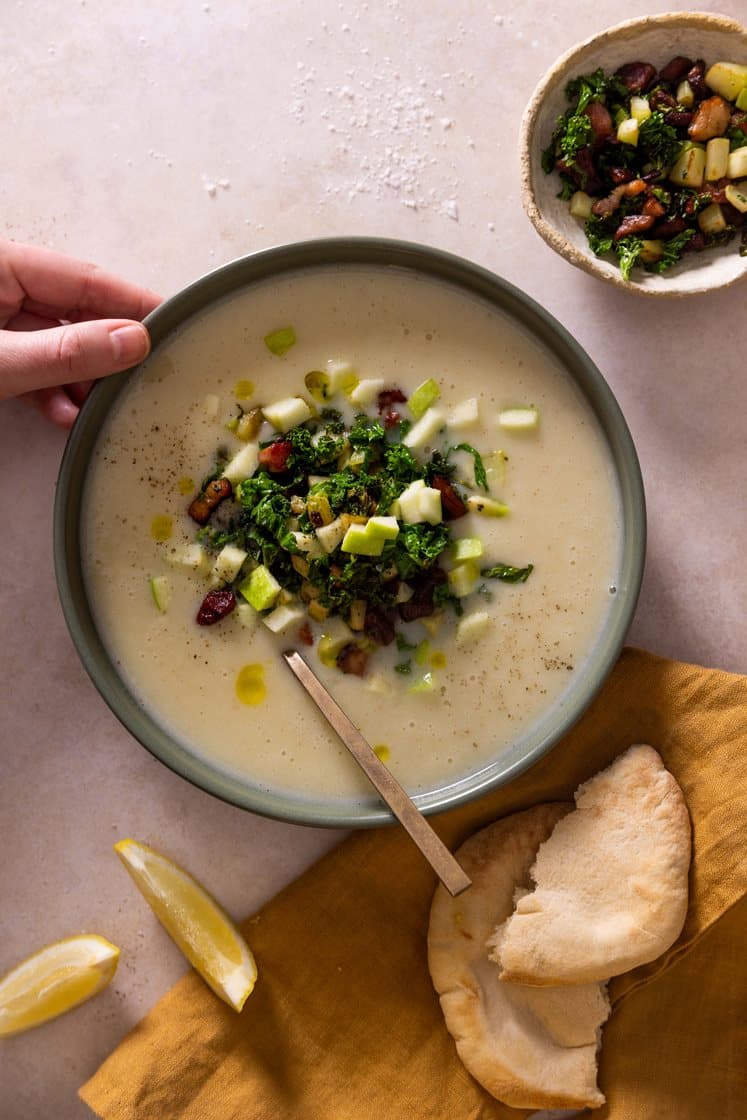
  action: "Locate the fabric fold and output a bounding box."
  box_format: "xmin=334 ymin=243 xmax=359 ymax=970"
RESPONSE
xmin=80 ymin=648 xmax=747 ymax=1120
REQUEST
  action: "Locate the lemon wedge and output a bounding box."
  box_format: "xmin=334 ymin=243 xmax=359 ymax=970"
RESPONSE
xmin=0 ymin=934 xmax=120 ymax=1038
xmin=114 ymin=838 xmax=257 ymax=1011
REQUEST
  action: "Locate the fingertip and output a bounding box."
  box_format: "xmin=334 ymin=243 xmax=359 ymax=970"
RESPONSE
xmin=23 ymin=387 xmax=80 ymax=429
xmin=108 ymin=322 xmax=151 ymax=368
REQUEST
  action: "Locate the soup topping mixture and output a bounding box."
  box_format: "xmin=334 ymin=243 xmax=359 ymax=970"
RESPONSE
xmin=543 ymin=55 xmax=747 ymax=278
xmin=182 ymin=333 xmax=534 ymax=682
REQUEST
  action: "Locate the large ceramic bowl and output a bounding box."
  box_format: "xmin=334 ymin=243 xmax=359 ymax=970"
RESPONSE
xmin=55 ymin=238 xmax=645 ymax=827
xmin=520 ymin=12 xmax=747 ymax=297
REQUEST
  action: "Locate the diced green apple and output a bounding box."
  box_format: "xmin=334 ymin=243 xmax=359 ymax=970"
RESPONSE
xmin=149 ymin=575 xmax=171 ymax=612
xmin=704 ymin=61 xmax=747 ymax=102
xmin=326 ymin=360 xmax=358 ymax=394
xmin=165 ymin=544 xmax=211 ymax=575
xmin=341 ymin=523 xmax=385 ymax=556
xmin=616 ymin=117 xmax=639 ymax=146
xmin=239 ymin=565 xmax=281 ymax=611
xmin=349 ymin=378 xmax=385 ymax=406
xmin=262 ymin=603 xmax=306 ymax=634
xmin=727 ymin=146 xmax=747 ymax=180
xmin=697 ymin=203 xmax=727 ymax=235
xmin=569 ymin=191 xmax=593 ymax=219
xmin=222 ymin=441 xmax=259 ymax=484
xmin=395 ymin=479 xmax=442 ymax=525
xmin=737 ymin=87 xmax=747 ymax=111
xmin=466 ymin=494 xmax=509 ymax=517
xmin=290 ymin=530 xmax=324 ymax=556
xmin=236 ymin=602 xmax=258 ymax=630
xmin=407 ymin=377 xmax=440 ymax=419
xmin=262 ymin=396 xmax=313 ymax=433
xmin=366 ymin=516 xmax=400 ymax=541
xmin=676 ymin=79 xmax=694 ymax=107
xmin=629 ymin=96 xmax=651 ymax=123
xmin=212 ymin=545 xmax=248 ymax=585
xmin=447 ymin=397 xmax=480 ymax=429
xmin=452 ymin=537 xmax=484 ymax=561
xmin=455 ymin=610 xmax=490 ymax=647
xmin=725 ymin=182 xmax=747 ymax=214
xmin=393 ymin=479 xmax=425 ymax=522
xmin=705 ymin=137 xmax=730 ymax=181
xmin=447 ymin=561 xmax=479 ymax=598
xmin=402 ymin=407 xmax=445 ymax=450
xmin=407 ymin=671 xmax=435 ymax=694
xmin=315 ymin=517 xmax=346 ymax=553
xmin=203 ymin=393 xmax=220 ymax=418
xmin=669 ymin=144 xmax=705 ymax=188
xmin=498 ymin=407 xmax=539 ymax=431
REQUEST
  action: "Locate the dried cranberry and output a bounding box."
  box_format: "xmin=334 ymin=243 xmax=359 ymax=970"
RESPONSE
xmin=196 ymin=588 xmax=237 ymax=626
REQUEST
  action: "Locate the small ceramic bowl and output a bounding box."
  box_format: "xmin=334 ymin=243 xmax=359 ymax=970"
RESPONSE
xmin=520 ymin=12 xmax=747 ymax=297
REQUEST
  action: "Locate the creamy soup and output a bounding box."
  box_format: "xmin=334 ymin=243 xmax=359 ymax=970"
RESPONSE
xmin=82 ymin=266 xmax=623 ymax=810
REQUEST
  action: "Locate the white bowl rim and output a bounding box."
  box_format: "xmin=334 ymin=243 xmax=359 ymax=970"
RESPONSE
xmin=519 ymin=11 xmax=747 ymax=298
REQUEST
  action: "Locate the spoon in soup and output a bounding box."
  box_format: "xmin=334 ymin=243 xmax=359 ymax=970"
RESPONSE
xmin=283 ymin=649 xmax=472 ymax=897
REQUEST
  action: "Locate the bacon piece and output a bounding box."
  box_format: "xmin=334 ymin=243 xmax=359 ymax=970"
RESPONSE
xmin=614 ymin=214 xmax=655 ymax=241
xmin=584 ymin=101 xmax=613 ymax=145
xmin=688 ymin=96 xmax=731 ymax=142
xmin=258 ymin=440 xmax=293 ymax=473
xmin=658 ymin=56 xmax=693 ymax=86
xmin=650 ymin=217 xmax=688 ymax=239
xmin=398 ymin=567 xmax=447 ymax=623
xmin=650 ymin=89 xmax=678 ymax=112
xmin=430 ymin=474 xmax=466 ymax=519
xmin=665 ymin=110 xmax=693 ymax=129
xmin=591 ymin=179 xmax=647 ymax=218
xmin=609 ymin=167 xmax=635 ymax=184
xmin=196 ymin=588 xmax=237 ymax=625
xmin=686 ymin=60 xmax=707 ymax=100
xmin=188 ymin=477 xmax=233 ymax=525
xmin=336 ymin=643 xmax=368 ymax=676
xmin=297 ymin=622 xmax=314 ymax=646
xmin=614 ymin=61 xmax=657 ymax=92
xmin=642 ymin=196 xmax=666 ymax=219
xmin=364 ymin=607 xmax=396 ymax=647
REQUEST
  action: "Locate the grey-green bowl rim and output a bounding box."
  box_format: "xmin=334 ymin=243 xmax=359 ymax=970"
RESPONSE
xmin=54 ymin=236 xmax=646 ymax=829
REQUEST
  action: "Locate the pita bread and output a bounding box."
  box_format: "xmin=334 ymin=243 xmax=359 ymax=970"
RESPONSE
xmin=497 ymin=745 xmax=691 ymax=986
xmin=428 ymin=805 xmax=610 ymax=1110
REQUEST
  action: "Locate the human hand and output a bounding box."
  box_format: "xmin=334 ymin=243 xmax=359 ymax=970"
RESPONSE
xmin=0 ymin=239 xmax=162 ymax=428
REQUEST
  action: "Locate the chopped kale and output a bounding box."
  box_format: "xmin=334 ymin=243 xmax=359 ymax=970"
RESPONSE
xmin=615 ymin=237 xmax=645 ymax=282
xmin=481 ymin=563 xmax=534 ymax=583
xmin=645 ymin=229 xmax=695 ymax=273
xmin=449 ymin=442 xmax=488 ymax=491
xmin=394 ymin=523 xmax=450 ymax=579
xmin=638 ymin=112 xmax=680 ymax=170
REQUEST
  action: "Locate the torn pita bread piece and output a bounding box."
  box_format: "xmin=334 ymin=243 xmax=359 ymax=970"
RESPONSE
xmin=497 ymin=745 xmax=691 ymax=987
xmin=428 ymin=805 xmax=610 ymax=1111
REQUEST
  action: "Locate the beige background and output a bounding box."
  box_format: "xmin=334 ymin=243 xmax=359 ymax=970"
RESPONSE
xmin=1 ymin=1 xmax=744 ymax=1117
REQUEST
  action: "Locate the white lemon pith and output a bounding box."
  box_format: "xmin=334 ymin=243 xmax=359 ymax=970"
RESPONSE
xmin=114 ymin=838 xmax=257 ymax=1011
xmin=0 ymin=934 xmax=120 ymax=1037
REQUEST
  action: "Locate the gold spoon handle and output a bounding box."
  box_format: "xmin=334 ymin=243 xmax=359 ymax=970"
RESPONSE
xmin=283 ymin=650 xmax=471 ymax=897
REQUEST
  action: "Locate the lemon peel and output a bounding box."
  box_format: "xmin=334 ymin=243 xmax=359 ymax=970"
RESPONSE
xmin=114 ymin=838 xmax=257 ymax=1011
xmin=0 ymin=934 xmax=119 ymax=1038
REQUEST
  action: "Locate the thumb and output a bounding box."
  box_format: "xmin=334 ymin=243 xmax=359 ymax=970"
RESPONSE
xmin=0 ymin=319 xmax=151 ymax=399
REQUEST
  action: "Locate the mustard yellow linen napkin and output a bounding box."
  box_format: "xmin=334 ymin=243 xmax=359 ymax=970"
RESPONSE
xmin=80 ymin=648 xmax=747 ymax=1120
